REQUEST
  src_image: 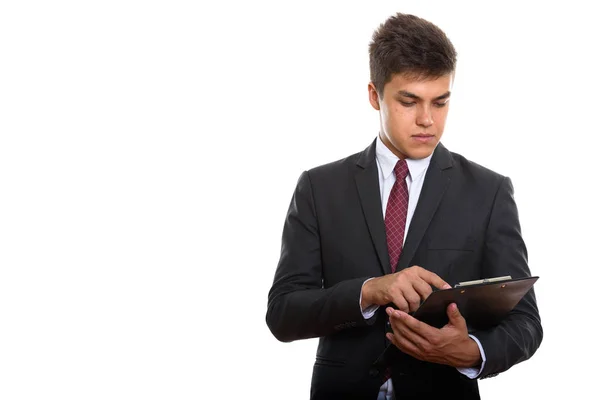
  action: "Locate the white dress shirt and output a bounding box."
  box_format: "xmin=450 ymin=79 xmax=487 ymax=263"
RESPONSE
xmin=360 ymin=136 xmax=486 ymax=400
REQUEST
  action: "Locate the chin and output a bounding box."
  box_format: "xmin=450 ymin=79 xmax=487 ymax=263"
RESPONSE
xmin=406 ymin=147 xmax=435 ymax=160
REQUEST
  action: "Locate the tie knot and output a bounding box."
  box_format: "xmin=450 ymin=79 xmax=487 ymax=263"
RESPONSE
xmin=393 ymin=159 xmax=409 ymax=180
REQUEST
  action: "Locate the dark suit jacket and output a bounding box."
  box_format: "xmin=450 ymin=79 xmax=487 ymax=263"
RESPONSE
xmin=266 ymin=139 xmax=542 ymax=399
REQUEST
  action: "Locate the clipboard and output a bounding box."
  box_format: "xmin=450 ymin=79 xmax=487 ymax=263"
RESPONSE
xmin=410 ymin=275 xmax=538 ymax=329
xmin=372 ymin=276 xmax=539 ymax=371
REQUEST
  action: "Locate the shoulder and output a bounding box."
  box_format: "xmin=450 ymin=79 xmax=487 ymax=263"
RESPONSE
xmin=433 ymin=143 xmax=513 ymax=198
xmin=439 ymin=146 xmax=517 ymax=213
xmin=300 ymin=141 xmax=374 ymax=186
xmin=444 ymin=146 xmax=506 ymax=186
xmin=307 ymin=150 xmax=363 ymax=177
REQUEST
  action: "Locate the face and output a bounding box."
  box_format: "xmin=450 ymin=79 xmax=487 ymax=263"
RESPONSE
xmin=368 ymin=73 xmax=453 ymax=159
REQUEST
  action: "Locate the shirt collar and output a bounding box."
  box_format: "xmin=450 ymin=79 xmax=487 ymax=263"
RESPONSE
xmin=375 ymin=135 xmax=433 ymax=180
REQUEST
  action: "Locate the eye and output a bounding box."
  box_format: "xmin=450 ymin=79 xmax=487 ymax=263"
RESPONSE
xmin=433 ymin=102 xmax=448 ymax=108
xmin=399 ymin=100 xmax=416 ymax=107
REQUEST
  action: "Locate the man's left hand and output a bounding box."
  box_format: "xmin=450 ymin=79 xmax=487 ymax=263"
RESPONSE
xmin=385 ymin=303 xmax=481 ymax=368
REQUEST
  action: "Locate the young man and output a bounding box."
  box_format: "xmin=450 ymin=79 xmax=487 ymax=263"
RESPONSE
xmin=266 ymin=12 xmax=542 ymax=400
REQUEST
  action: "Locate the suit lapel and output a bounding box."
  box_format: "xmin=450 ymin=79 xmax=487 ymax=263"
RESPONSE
xmin=355 ymin=140 xmax=391 ymax=275
xmin=396 ymin=143 xmax=454 ymax=271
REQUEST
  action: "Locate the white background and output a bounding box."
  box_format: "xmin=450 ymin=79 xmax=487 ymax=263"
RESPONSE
xmin=1 ymin=1 xmax=598 ymax=399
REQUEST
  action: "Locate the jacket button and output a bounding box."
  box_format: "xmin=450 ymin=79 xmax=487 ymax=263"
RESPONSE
xmin=369 ymin=368 xmax=380 ymax=378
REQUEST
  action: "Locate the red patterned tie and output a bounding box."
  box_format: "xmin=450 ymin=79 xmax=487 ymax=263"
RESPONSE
xmin=385 ymin=159 xmax=409 ymax=273
xmin=382 ymin=159 xmax=410 ymax=384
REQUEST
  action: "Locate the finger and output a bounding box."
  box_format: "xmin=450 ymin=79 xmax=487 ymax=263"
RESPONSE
xmin=418 ymin=269 xmax=451 ymax=290
xmin=390 ymin=309 xmax=437 ymax=340
xmin=386 ymin=332 xmax=402 ymax=351
xmin=386 ymin=332 xmax=424 ymax=361
xmin=446 ymin=303 xmax=466 ymax=329
xmin=388 ymin=310 xmax=421 ymax=342
xmin=391 ymin=296 xmax=409 ymax=313
xmin=412 ymin=278 xmax=433 ymax=301
xmin=400 ymin=288 xmax=421 ymax=313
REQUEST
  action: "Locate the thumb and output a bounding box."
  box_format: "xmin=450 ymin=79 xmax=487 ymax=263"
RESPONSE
xmin=446 ymin=303 xmax=466 ymax=327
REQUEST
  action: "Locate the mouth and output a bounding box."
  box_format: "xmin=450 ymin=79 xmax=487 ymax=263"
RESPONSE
xmin=412 ymin=134 xmax=435 ymax=143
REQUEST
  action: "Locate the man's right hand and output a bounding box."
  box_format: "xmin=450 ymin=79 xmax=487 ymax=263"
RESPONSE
xmin=361 ymin=266 xmax=451 ymax=313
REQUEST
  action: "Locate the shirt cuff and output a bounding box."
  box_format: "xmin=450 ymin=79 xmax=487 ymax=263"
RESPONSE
xmin=359 ymin=278 xmax=379 ymax=319
xmin=456 ymin=334 xmax=487 ymax=379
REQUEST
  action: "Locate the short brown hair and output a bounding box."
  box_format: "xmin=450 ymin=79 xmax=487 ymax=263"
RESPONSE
xmin=369 ymin=13 xmax=457 ymax=95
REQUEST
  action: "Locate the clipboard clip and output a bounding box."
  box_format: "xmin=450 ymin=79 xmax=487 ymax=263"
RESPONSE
xmin=453 ymin=275 xmax=512 ymax=288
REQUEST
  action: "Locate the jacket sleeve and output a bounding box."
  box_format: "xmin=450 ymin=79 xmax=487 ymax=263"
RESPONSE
xmin=266 ymin=171 xmax=374 ymax=342
xmin=474 ymin=177 xmax=543 ymax=379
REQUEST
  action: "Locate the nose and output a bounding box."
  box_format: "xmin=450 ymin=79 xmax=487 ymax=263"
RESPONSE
xmin=416 ymin=105 xmax=433 ymax=128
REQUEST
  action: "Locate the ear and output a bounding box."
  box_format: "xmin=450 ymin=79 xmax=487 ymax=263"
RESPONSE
xmin=368 ymin=82 xmax=381 ymax=111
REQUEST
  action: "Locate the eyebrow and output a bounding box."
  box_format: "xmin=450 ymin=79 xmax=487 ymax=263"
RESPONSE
xmin=397 ymin=90 xmax=451 ymax=101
